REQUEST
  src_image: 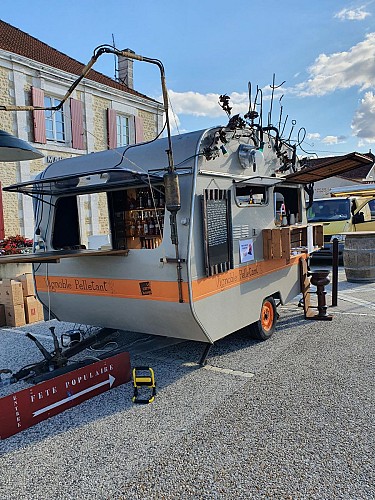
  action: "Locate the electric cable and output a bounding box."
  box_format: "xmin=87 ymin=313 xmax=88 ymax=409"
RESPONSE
xmin=168 ymin=94 xmax=180 ymax=136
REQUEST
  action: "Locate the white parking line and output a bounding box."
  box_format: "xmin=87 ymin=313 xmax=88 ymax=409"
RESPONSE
xmin=0 ymin=328 xmax=53 ymax=341
xmin=183 ymin=362 xmax=255 ymax=378
xmin=336 ymin=294 xmax=375 ymax=310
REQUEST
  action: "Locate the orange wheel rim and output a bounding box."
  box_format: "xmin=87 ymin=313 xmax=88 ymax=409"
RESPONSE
xmin=261 ymin=301 xmax=274 ymax=331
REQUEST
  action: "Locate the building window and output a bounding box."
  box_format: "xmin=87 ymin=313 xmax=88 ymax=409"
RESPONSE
xmin=44 ymin=96 xmax=65 ymax=142
xmin=116 ymin=114 xmax=129 ymax=147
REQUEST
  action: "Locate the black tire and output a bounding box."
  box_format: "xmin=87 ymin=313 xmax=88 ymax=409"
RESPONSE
xmin=248 ymin=296 xmax=277 ymax=341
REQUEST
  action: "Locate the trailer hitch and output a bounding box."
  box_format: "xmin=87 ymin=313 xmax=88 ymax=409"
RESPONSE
xmin=0 ymin=327 xmax=117 ymax=388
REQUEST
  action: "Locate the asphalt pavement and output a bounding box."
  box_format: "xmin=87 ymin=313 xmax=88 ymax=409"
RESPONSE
xmin=0 ymin=264 xmax=374 ymax=499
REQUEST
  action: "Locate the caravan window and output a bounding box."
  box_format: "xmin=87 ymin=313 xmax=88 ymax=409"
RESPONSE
xmin=274 ymin=186 xmax=302 ymax=225
xmin=52 ymin=186 xmax=166 ymax=251
xmin=52 ymin=195 xmax=83 ymax=249
xmin=52 ymin=193 xmax=112 ymax=250
xmin=235 ymin=184 xmax=268 ymax=206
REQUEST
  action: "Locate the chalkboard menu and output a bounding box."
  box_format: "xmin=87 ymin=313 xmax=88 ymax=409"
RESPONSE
xmin=202 ymin=189 xmax=233 ymax=276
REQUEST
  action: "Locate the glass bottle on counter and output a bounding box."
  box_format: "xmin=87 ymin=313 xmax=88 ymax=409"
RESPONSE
xmin=129 ymin=216 xmax=136 ymax=238
xmin=137 ymin=189 xmax=144 ymax=209
xmin=136 ymin=213 xmax=143 ymax=236
xmin=149 ymin=216 xmax=155 ymax=235
xmin=128 ymin=195 xmax=136 ymax=210
xmin=159 ymin=215 xmax=164 ymax=236
xmin=143 ymin=214 xmax=149 ymax=235
xmin=147 ymin=190 xmax=152 ymax=208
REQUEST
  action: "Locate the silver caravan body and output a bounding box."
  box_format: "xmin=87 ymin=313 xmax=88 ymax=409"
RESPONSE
xmin=5 ymin=126 xmax=321 ymax=343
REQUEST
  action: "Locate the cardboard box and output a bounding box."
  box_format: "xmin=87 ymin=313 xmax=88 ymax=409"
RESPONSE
xmin=0 ymin=304 xmax=6 ymax=326
xmin=5 ymin=303 xmax=26 ymax=327
xmin=36 ymin=299 xmax=45 ymax=322
xmin=24 ymin=296 xmax=40 ymax=324
xmin=2 ymin=279 xmax=24 ymax=306
xmin=19 ymin=273 xmax=36 ymax=297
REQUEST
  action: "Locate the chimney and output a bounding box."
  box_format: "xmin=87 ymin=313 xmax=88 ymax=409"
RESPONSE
xmin=117 ymin=49 xmax=135 ymax=89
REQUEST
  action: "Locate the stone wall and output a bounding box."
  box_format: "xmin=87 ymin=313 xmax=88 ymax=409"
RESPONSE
xmin=139 ymin=109 xmax=157 ymax=141
xmin=93 ymin=95 xmax=110 ymax=151
xmin=0 ymin=67 xmax=14 ymax=133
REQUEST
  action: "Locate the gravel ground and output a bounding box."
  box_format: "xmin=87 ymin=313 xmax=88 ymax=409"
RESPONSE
xmin=0 ymin=266 xmax=374 ymax=499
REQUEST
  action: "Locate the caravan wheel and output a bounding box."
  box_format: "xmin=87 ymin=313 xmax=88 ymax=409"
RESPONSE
xmin=248 ymin=297 xmax=277 ymax=341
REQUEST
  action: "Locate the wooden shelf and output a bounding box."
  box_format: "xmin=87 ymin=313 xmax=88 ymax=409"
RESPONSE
xmin=263 ymin=224 xmax=323 ymax=261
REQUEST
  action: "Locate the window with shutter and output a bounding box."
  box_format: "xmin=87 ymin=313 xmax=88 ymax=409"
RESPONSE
xmin=44 ymin=95 xmax=65 ymax=143
xmin=116 ymin=114 xmax=130 ymax=147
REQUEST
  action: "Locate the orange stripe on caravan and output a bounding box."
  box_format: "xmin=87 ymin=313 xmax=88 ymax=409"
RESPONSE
xmin=35 ymin=255 xmax=305 ymax=303
xmin=191 ymin=255 xmax=303 ymax=300
xmin=34 ymin=275 xmax=188 ymax=302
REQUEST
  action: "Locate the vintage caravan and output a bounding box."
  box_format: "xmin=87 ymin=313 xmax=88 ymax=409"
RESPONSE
xmin=3 ymin=121 xmax=327 ymax=348
xmin=3 ymin=48 xmax=372 ymax=356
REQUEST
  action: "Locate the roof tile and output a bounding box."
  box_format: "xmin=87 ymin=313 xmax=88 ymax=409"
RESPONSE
xmin=0 ymin=20 xmax=156 ymax=102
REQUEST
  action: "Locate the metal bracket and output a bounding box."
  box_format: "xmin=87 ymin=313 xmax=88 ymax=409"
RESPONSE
xmin=160 ymin=257 xmax=186 ymax=264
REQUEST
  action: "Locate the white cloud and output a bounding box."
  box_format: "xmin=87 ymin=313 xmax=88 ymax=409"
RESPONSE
xmin=296 ymin=33 xmax=375 ymax=96
xmin=307 ymin=132 xmax=321 ymax=140
xmin=322 ymin=135 xmax=347 ymax=144
xmin=334 ymin=6 xmax=371 ymax=21
xmin=167 ymin=90 xmax=250 ymax=118
xmin=351 ymin=91 xmax=375 ymax=144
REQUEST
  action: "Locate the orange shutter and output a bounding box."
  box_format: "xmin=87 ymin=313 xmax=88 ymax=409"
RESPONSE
xmin=31 ymin=87 xmax=46 ymax=144
xmin=134 ymin=116 xmax=144 ymax=143
xmin=70 ymin=98 xmax=85 ymax=150
xmin=107 ymin=109 xmax=117 ymax=149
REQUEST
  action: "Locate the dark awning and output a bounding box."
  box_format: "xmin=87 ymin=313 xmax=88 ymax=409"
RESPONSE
xmin=285 ymin=152 xmax=373 ymax=184
xmin=2 ymin=167 xmax=164 ymax=196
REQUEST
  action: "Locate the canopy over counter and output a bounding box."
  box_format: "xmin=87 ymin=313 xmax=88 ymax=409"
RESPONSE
xmin=2 ymin=167 xmax=164 ymax=197
xmin=285 ymin=152 xmax=373 ymax=184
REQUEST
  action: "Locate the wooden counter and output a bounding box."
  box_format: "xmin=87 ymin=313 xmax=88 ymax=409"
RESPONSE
xmin=0 ymin=248 xmax=129 ymax=264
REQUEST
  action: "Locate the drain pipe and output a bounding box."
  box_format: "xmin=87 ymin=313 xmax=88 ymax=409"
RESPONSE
xmin=1 ymin=46 xmax=184 ymax=302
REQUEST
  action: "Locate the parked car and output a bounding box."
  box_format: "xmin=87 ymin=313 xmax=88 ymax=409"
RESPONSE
xmin=307 ymin=195 xmax=375 ymax=259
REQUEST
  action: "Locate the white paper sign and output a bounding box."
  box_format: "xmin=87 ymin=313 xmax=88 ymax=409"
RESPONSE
xmin=239 ymin=239 xmax=255 ymax=263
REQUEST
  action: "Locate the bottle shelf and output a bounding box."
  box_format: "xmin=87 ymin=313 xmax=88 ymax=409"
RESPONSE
xmin=110 ymin=186 xmax=165 ymax=250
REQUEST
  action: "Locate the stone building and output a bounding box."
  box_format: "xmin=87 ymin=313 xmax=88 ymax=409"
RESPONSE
xmin=0 ymin=20 xmax=163 ymax=243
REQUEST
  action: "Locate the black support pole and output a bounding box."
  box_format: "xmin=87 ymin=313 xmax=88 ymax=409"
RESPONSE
xmin=332 ymin=238 xmax=339 ymax=307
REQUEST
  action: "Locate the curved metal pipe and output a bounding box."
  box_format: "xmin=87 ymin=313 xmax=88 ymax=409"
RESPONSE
xmin=1 ymin=46 xmax=175 ymax=173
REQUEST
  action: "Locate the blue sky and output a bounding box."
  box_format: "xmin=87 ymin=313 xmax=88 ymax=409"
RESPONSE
xmin=2 ymin=0 xmax=375 ymax=157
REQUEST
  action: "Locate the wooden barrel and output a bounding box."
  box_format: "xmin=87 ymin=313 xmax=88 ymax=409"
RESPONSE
xmin=343 ymin=232 xmax=375 ymax=283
